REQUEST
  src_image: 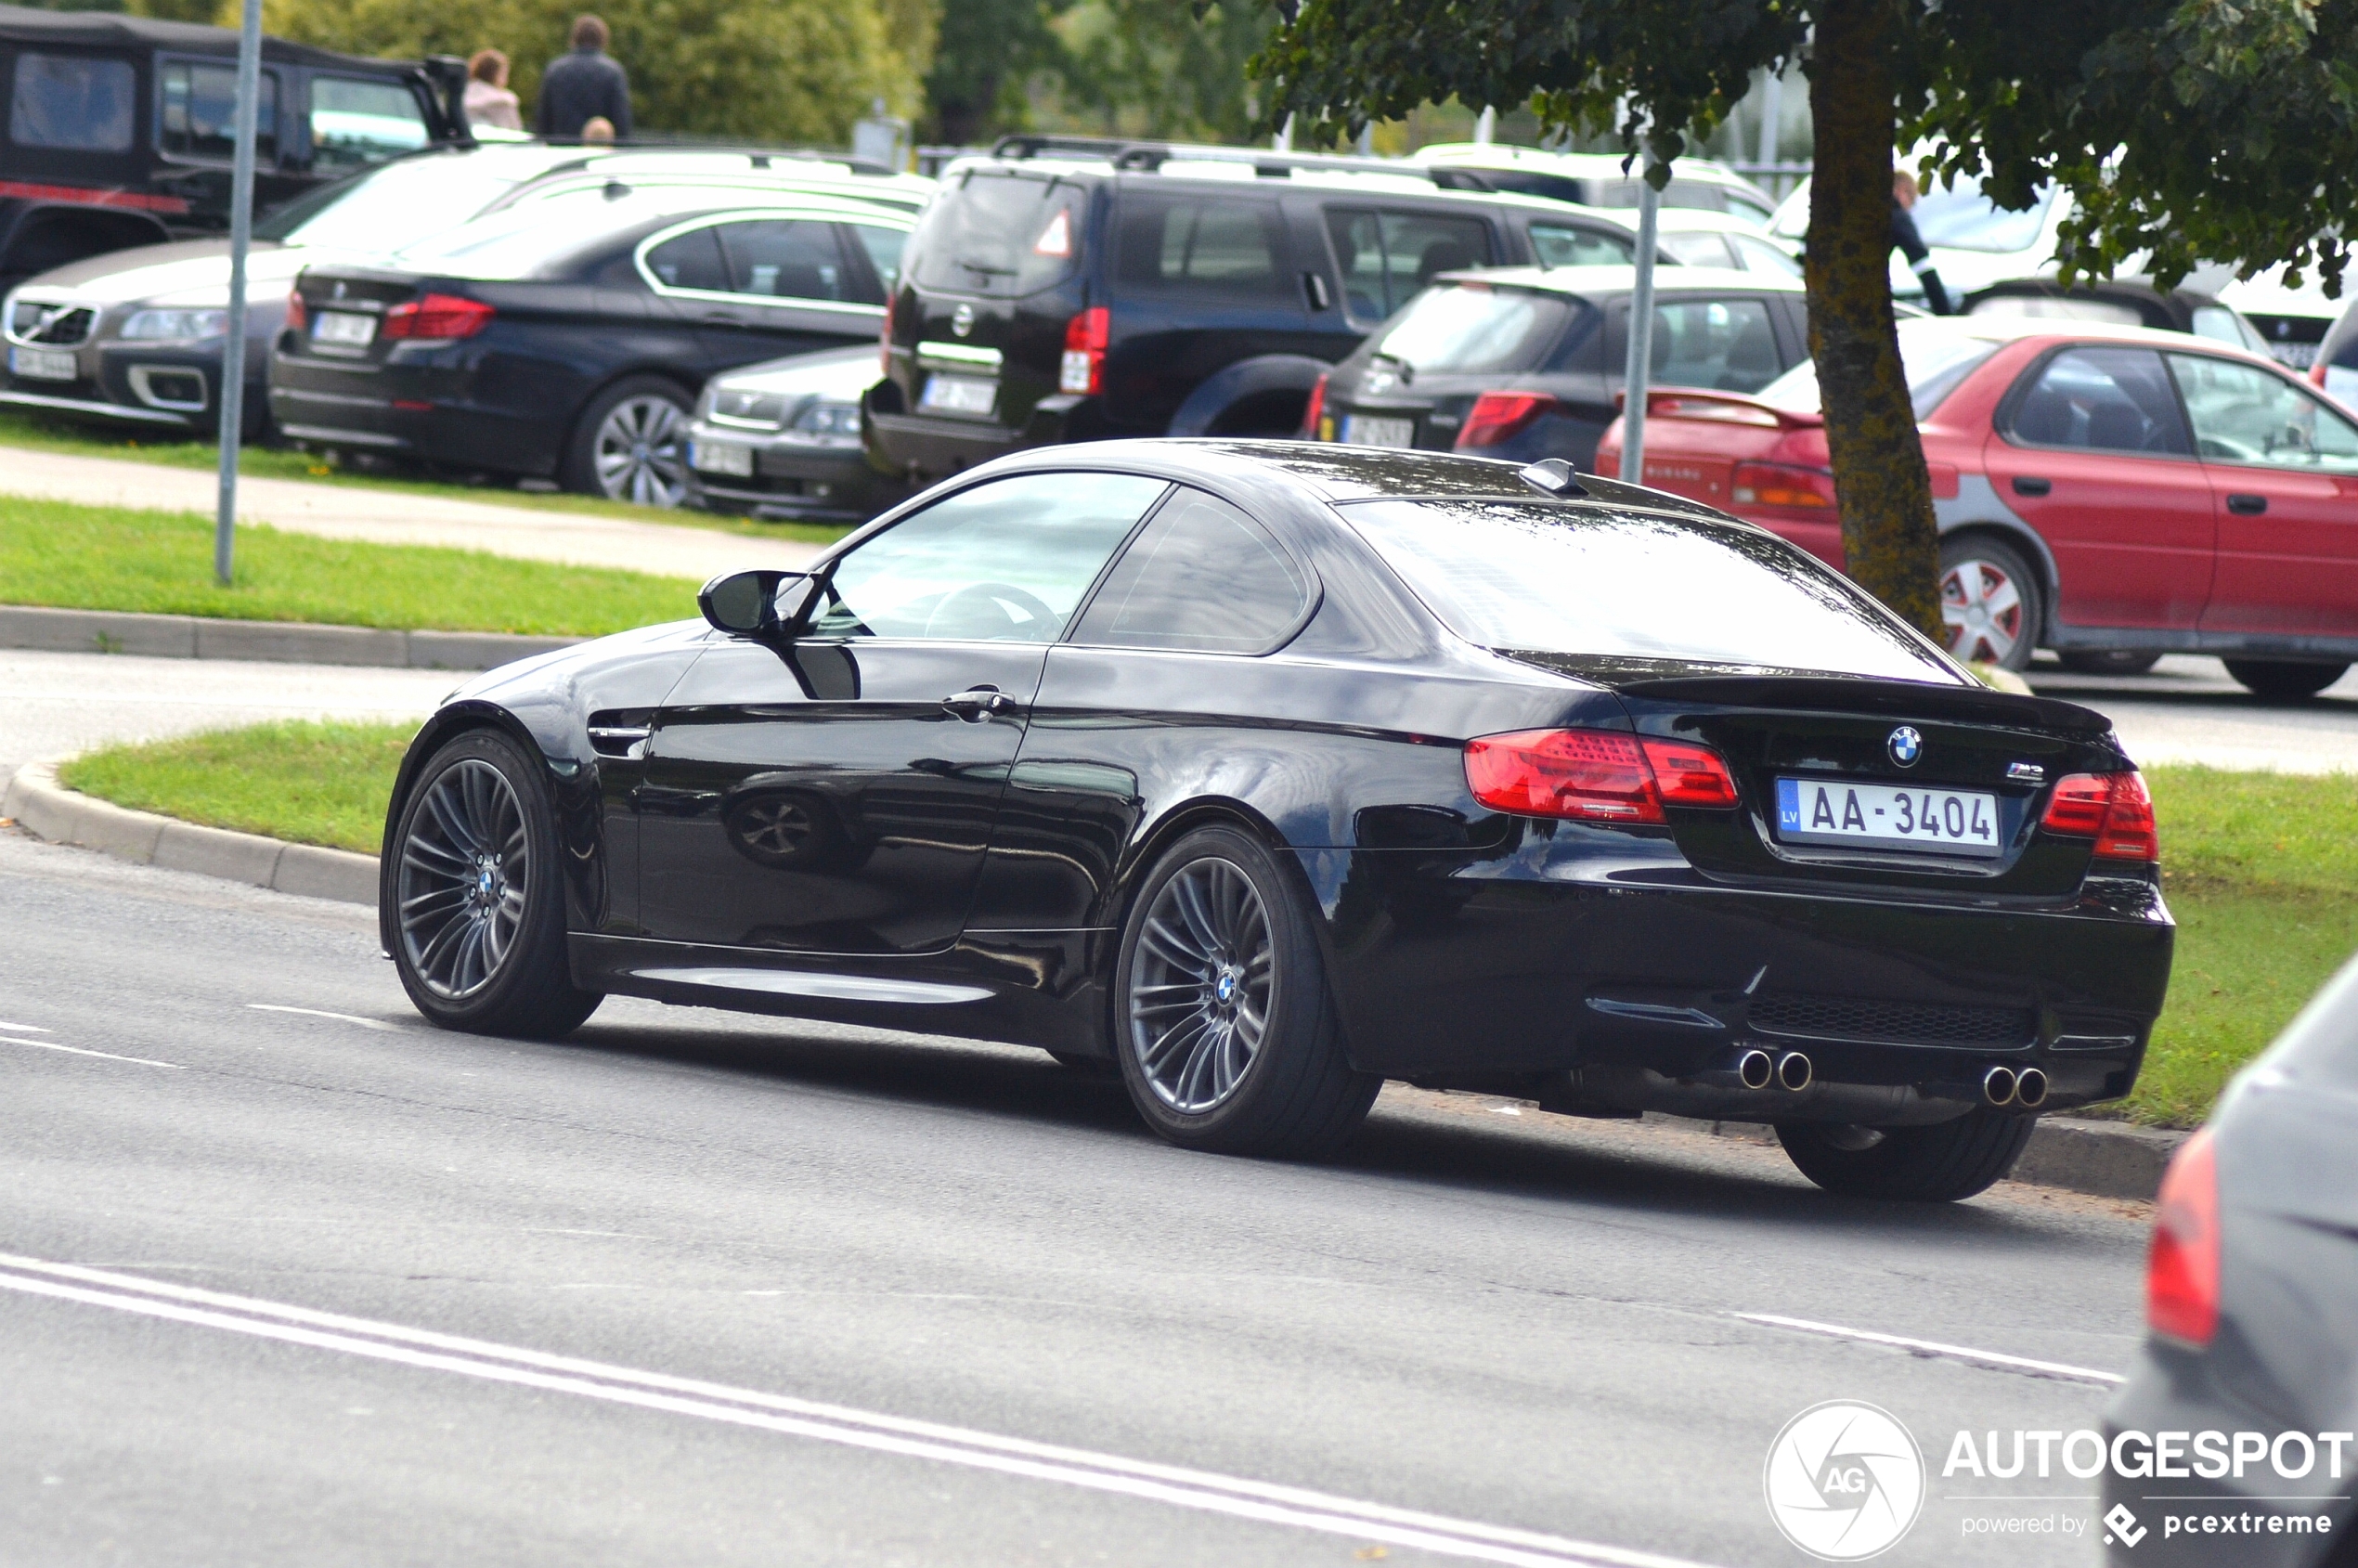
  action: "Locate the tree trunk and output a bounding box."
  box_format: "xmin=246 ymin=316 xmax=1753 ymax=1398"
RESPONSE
xmin=1804 ymin=0 xmax=1944 ymax=643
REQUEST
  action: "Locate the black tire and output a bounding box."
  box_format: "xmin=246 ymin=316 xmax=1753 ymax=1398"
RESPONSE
xmin=2223 ymin=658 xmax=2349 ymax=701
xmin=386 ymin=728 xmax=602 ymax=1039
xmin=1776 ymin=1110 xmax=2037 ymax=1202
xmin=1112 ymin=823 xmax=1380 ymax=1159
xmin=2057 ymin=649 xmax=2161 ymax=676
xmin=1938 ymin=535 xmax=2044 ymax=672
xmin=558 ymin=374 xmax=693 ymax=506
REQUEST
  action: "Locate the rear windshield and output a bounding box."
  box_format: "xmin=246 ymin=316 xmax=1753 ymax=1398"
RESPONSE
xmin=1756 ymin=322 xmax=2002 ymax=419
xmin=261 ymin=154 xmax=537 ymax=249
xmin=1341 ymin=499 xmax=1961 ymax=682
xmin=1371 ymin=284 xmax=1582 ymax=377
xmin=908 ymin=172 xmax=1085 ymax=298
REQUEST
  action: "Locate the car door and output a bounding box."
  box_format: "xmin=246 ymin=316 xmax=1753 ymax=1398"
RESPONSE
xmin=1979 ymin=344 xmax=2217 ymax=630
xmin=640 ymin=214 xmax=886 ymax=375
xmin=636 ymin=471 xmax=1172 ymax=954
xmin=2167 ymin=350 xmax=2358 ymax=639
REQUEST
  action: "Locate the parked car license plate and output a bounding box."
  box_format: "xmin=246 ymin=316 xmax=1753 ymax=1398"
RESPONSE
xmin=1341 ymin=413 xmax=1416 ymax=448
xmin=8 ymin=345 xmax=75 ymax=381
xmin=919 ymin=373 xmax=996 ymax=417
xmin=691 ymin=438 xmax=755 ymax=478
xmin=312 ymin=311 xmax=377 ymax=347
xmin=1774 ymin=777 xmax=2003 ymax=858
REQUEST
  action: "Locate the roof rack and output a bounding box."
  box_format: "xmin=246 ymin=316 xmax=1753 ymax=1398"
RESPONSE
xmin=985 ymin=133 xmax=1480 ymax=186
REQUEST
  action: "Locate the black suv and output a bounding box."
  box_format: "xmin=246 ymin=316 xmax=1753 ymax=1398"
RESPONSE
xmin=865 ymin=136 xmax=1663 ymax=483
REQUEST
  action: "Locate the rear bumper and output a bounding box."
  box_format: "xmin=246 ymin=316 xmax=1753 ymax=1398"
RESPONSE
xmin=864 ymin=388 xmax=1094 ymax=482
xmin=683 ymin=419 xmax=905 ymax=524
xmin=268 ymin=349 xmax=564 ymax=476
xmin=1302 ymin=847 xmax=2171 ymax=1118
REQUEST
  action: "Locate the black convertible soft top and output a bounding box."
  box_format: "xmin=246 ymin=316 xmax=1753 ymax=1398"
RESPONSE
xmin=0 ymin=3 xmax=418 ymax=75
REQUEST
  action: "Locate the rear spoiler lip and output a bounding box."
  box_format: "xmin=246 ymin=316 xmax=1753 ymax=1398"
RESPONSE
xmin=1609 ymin=385 xmax=1826 ymax=431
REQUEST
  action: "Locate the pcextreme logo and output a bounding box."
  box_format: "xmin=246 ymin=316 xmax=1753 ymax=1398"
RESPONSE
xmin=1764 ymin=1400 xmax=1927 ymax=1562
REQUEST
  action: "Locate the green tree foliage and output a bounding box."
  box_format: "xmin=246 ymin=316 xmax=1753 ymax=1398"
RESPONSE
xmin=252 ymin=0 xmax=930 ymax=142
xmin=1056 ymin=0 xmax=1272 ymax=142
xmin=922 ymin=0 xmax=1069 ymax=144
xmin=1254 ymin=0 xmax=2358 ymax=640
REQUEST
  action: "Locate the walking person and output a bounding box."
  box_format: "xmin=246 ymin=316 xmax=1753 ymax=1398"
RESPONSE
xmin=1891 ymin=167 xmax=1953 ymax=316
xmin=463 ymin=49 xmax=523 ymax=132
xmin=535 ymin=15 xmax=631 ymax=141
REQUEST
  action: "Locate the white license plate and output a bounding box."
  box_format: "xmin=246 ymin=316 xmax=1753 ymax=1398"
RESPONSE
xmin=691 ymin=438 xmax=755 ymax=478
xmin=9 ymin=345 xmax=75 ymax=381
xmin=919 ymin=373 xmax=996 ymax=417
xmin=1341 ymin=413 xmax=1416 ymax=447
xmin=1774 ymin=777 xmax=2004 ymax=858
xmin=312 ymin=311 xmax=377 ymax=347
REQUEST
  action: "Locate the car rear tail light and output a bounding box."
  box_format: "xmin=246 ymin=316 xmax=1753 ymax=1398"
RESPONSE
xmin=1061 ymin=305 xmax=1108 ymax=395
xmin=2042 ymin=771 xmax=2158 ymax=861
xmin=285 ymin=289 xmax=306 ymax=333
xmin=1301 ymin=371 xmax=1327 ymax=438
xmin=1464 ymin=729 xmax=1738 ymax=823
xmin=381 ymin=292 xmax=494 ymax=341
xmin=1730 ymin=460 xmax=1837 ymax=509
xmin=2147 ymin=1125 xmax=2220 ymax=1347
xmin=1454 ymin=390 xmax=1557 ymax=449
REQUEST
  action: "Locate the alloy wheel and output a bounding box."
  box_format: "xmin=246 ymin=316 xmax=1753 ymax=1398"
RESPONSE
xmin=1127 ymin=858 xmax=1274 ymax=1113
xmin=1940 ymin=557 xmax=2024 ymax=665
xmin=591 ymin=395 xmax=690 ymax=507
xmin=397 ymin=758 xmax=528 ymax=1000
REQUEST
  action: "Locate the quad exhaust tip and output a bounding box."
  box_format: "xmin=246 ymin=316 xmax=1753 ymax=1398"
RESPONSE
xmin=1736 ymin=1048 xmax=1773 ymax=1091
xmin=1775 ymin=1051 xmax=1813 ymax=1092
xmin=2015 ymin=1066 xmax=2049 ymax=1109
xmin=1982 ymin=1065 xmax=2019 ymax=1107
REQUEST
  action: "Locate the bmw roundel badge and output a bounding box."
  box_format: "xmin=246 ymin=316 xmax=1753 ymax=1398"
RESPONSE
xmin=1887 ymin=725 xmax=1924 ymax=767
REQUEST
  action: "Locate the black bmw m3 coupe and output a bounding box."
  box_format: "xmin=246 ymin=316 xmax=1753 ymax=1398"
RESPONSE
xmin=378 ymin=441 xmax=2172 ymax=1200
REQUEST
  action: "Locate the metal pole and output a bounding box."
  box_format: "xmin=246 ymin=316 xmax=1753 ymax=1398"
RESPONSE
xmin=214 ymin=0 xmax=262 ymax=586
xmin=1473 ymin=106 xmax=1496 ymax=145
xmin=1274 ymin=114 xmax=1293 ymax=153
xmin=1619 ymin=145 xmax=1662 ymax=485
xmin=1755 ymin=66 xmax=1783 ymax=171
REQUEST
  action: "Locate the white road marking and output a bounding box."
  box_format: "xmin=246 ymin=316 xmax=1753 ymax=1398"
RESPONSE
xmin=0 ymin=1035 xmax=183 ymax=1070
xmin=0 ymin=1020 xmax=52 ymax=1031
xmin=0 ymin=1252 xmax=1718 ymax=1568
xmin=1733 ymin=1313 xmax=2124 ymax=1385
xmin=246 ymin=1004 xmax=399 ymax=1031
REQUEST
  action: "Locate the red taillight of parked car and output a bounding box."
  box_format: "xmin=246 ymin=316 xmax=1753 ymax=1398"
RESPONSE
xmin=285 ymin=290 xmax=306 ymax=333
xmin=1464 ymin=729 xmax=1738 ymax=823
xmin=2147 ymin=1125 xmax=2220 ymax=1347
xmin=2041 ymin=771 xmax=2159 ymax=862
xmin=1061 ymin=305 xmax=1108 ymax=395
xmin=1454 ymin=390 xmax=1558 ymax=449
xmin=381 ymin=293 xmax=494 ymax=341
xmin=1730 ymin=460 xmax=1837 ymax=509
xmin=1301 ymin=371 xmax=1328 ymax=438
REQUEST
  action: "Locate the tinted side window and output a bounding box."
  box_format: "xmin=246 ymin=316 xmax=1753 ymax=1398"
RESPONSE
xmin=848 ymin=222 xmax=905 ymax=298
xmin=2009 ymin=347 xmax=2193 ymax=456
xmin=717 ymin=218 xmax=852 ymax=303
xmin=11 ymin=54 xmax=135 ymax=152
xmin=161 ymin=62 xmax=278 ymax=162
xmin=809 ymin=473 xmax=1170 ymax=642
xmin=643 ymin=226 xmax=729 ymax=292
xmin=1114 ymin=196 xmax=1285 ymax=300
xmin=2169 ymin=353 xmax=2358 ymax=473
xmin=1073 ymin=489 xmax=1311 ymax=654
xmin=1529 ymin=223 xmax=1631 ymax=269
xmin=1648 ymin=297 xmax=1784 ymax=394
xmin=309 ymin=77 xmax=429 ymax=173
xmin=1324 ymin=209 xmax=1494 ymax=322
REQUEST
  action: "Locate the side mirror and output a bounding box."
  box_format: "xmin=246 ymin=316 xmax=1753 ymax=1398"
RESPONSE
xmin=698 ymin=570 xmax=814 ymax=639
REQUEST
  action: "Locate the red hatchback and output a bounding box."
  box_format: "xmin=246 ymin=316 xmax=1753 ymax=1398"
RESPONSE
xmin=1595 ymin=319 xmax=2358 ymax=695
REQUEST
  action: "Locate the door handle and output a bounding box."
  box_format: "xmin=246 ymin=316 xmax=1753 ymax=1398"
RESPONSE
xmin=2226 ymin=493 xmax=2269 ymax=515
xmin=2011 ymin=475 xmax=2052 ymax=497
xmin=1302 ymin=271 xmax=1331 ymax=312
xmin=941 ymin=686 xmax=1016 ymax=720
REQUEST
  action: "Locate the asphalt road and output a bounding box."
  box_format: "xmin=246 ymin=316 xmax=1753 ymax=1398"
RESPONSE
xmin=2024 ymin=654 xmax=2358 ymax=774
xmin=1 ymin=829 xmax=2157 ymax=1568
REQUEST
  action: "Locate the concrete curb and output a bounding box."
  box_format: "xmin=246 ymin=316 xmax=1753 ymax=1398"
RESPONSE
xmin=0 ymin=603 xmax=579 ymax=670
xmin=0 ymin=758 xmax=2196 ymax=1197
xmin=2 ymin=760 xmax=375 ymax=906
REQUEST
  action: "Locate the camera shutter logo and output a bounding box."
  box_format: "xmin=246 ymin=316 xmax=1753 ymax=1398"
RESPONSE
xmin=1763 ymin=1400 xmax=1925 ymax=1561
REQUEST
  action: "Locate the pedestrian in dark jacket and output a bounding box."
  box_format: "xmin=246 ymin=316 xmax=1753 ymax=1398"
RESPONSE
xmin=1891 ymin=168 xmax=1952 ymax=315
xmin=536 ymin=15 xmax=631 ymax=141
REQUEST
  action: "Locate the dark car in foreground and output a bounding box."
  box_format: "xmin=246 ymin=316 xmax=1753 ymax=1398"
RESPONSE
xmin=685 ymin=343 xmax=906 ymax=522
xmin=271 ymin=191 xmax=912 ymax=503
xmin=376 ymin=440 xmax=2170 ymax=1199
xmin=2104 ymin=954 xmax=2358 ymax=1565
xmin=1307 ymin=265 xmax=1809 ymax=468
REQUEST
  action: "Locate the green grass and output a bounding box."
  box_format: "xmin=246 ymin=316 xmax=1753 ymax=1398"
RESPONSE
xmin=0 ymin=492 xmax=700 ymax=635
xmin=0 ymin=408 xmax=852 ymax=549
xmin=60 ymin=719 xmax=410 ymax=853
xmin=50 ymin=733 xmax=2353 ymax=1128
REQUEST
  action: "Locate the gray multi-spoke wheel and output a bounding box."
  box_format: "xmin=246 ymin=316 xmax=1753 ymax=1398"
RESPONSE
xmin=1937 ymin=536 xmax=2042 ymax=672
xmin=1128 ymin=857 xmax=1273 ymax=1113
xmin=383 ymin=729 xmax=602 ymax=1039
xmin=560 ymin=376 xmax=693 ymax=507
xmin=399 ymin=758 xmax=527 ymax=1000
xmin=1111 ymin=824 xmax=1380 ymax=1159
